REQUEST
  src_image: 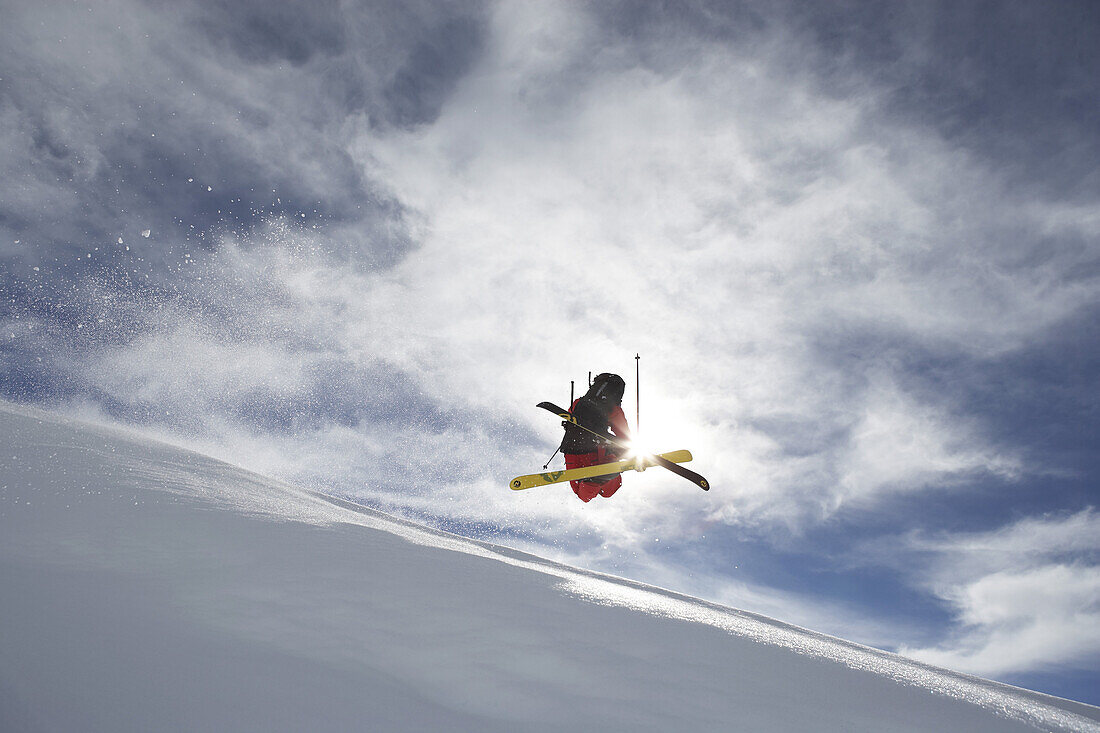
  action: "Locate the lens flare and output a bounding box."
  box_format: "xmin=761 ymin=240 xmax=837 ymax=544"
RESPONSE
xmin=626 ymin=436 xmax=650 ymax=458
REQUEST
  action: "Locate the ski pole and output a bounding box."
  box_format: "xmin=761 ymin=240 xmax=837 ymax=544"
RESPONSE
xmin=542 ymin=445 xmax=561 ymax=470
xmin=635 ymin=353 xmax=640 ymax=433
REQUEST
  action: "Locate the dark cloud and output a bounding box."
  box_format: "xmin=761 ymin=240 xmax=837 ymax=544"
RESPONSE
xmin=179 ymin=0 xmax=349 ymax=66
xmin=382 ymin=16 xmax=486 ymax=127
xmin=0 ymin=0 xmax=487 ymax=259
xmin=589 ymin=0 xmax=770 ymax=47
xmin=784 ymin=0 xmax=1100 ymax=198
xmin=591 ymin=0 xmax=1100 ymax=200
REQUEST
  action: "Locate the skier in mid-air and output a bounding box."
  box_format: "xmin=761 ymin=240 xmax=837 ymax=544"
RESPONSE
xmin=560 ymin=373 xmax=632 ymax=502
xmin=512 ymin=368 xmax=708 ymax=494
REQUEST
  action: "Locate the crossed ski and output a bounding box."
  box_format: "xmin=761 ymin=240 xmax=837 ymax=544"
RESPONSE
xmin=510 ymin=450 xmax=694 ymax=490
xmin=535 ymin=402 xmax=710 ymax=491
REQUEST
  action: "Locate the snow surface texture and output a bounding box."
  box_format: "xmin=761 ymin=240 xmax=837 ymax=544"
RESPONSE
xmin=1 ymin=401 xmax=1098 ymax=733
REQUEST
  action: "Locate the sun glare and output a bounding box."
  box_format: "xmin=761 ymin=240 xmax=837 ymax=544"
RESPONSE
xmin=625 ymin=436 xmax=650 ymax=458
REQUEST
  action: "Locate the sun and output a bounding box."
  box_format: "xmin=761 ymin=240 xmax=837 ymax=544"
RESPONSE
xmin=623 ymin=399 xmax=681 ymax=456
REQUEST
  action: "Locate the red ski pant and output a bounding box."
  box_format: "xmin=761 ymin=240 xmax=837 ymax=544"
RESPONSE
xmin=565 ymin=447 xmax=623 ymax=502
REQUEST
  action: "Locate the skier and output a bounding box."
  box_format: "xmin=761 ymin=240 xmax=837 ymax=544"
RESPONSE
xmin=561 ymin=373 xmax=632 ymax=502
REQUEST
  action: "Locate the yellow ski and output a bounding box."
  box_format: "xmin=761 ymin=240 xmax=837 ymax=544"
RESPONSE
xmin=510 ymin=450 xmax=693 ymax=490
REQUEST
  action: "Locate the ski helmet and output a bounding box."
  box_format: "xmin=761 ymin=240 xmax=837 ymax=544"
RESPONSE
xmin=590 ymin=372 xmax=626 ymax=403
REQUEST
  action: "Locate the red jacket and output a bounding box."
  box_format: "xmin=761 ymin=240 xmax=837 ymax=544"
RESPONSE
xmin=565 ymin=399 xmax=631 ymax=502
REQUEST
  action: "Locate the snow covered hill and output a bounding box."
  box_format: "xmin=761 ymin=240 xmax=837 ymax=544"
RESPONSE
xmin=1 ymin=401 xmax=1098 ymax=732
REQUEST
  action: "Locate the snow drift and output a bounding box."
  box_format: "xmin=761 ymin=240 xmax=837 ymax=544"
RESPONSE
xmin=1 ymin=401 xmax=1098 ymax=732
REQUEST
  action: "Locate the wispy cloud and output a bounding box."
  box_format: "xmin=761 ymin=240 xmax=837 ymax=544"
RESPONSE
xmin=895 ymin=510 xmax=1100 ymax=676
xmin=352 ymin=1 xmax=1073 ymax=529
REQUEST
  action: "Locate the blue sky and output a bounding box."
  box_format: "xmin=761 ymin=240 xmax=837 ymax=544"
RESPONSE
xmin=2 ymin=0 xmax=1099 ymax=705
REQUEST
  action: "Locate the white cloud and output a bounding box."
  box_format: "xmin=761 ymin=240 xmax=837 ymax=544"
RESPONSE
xmin=915 ymin=508 xmax=1100 ymax=568
xmin=896 ymin=510 xmax=1100 ymax=676
xmin=903 ymin=564 xmax=1100 ymax=677
xmin=834 ymin=376 xmax=1020 ymax=507
xmin=350 ymin=0 xmax=1086 ymax=532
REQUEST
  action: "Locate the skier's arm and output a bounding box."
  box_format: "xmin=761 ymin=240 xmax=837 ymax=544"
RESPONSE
xmin=608 ymin=405 xmax=631 ymax=441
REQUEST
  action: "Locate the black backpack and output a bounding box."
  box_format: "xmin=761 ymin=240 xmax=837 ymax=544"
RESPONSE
xmin=560 ymin=373 xmax=625 ymax=454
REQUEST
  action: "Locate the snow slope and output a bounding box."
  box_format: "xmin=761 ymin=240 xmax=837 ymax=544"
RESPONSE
xmin=1 ymin=401 xmax=1098 ymax=733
